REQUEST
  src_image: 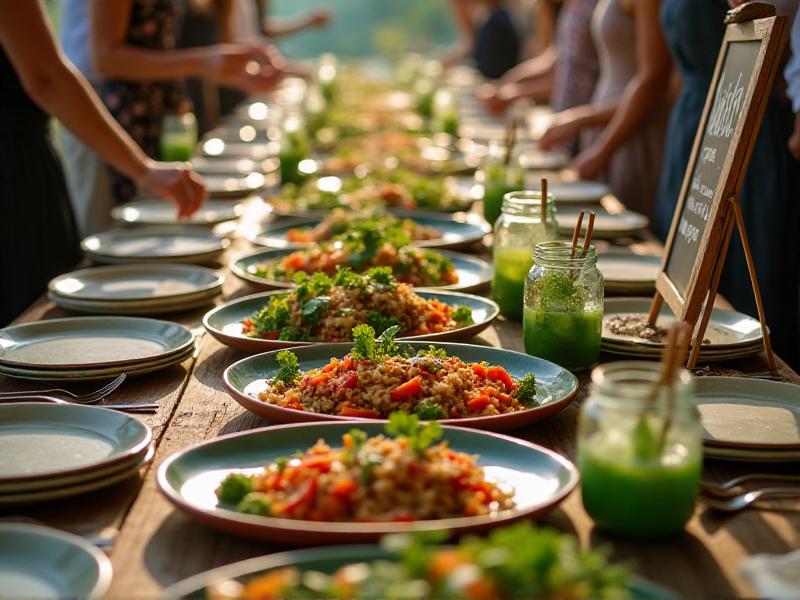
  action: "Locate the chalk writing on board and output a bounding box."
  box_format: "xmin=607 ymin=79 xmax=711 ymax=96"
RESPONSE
xmin=707 ymin=72 xmax=745 ymax=138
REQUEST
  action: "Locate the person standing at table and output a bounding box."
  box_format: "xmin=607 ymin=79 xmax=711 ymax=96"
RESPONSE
xmin=537 ymin=0 xmax=672 ymax=219
xmin=655 ymin=0 xmax=800 ymax=367
xmin=0 ymin=0 xmax=206 ymax=326
xmin=91 ymin=0 xmax=286 ymax=205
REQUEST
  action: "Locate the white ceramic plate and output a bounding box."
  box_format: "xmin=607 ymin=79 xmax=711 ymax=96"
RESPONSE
xmin=0 ymin=524 xmax=112 ymax=599
xmin=525 ymin=178 xmax=611 ymax=204
xmin=556 ymin=210 xmax=649 ymax=239
xmin=112 ymin=200 xmax=243 ymax=226
xmin=48 ymin=292 xmax=218 ymax=316
xmin=703 ymin=445 xmax=800 ymax=462
xmin=0 ymin=316 xmax=194 ymax=369
xmin=49 ymin=264 xmax=223 ymax=303
xmin=695 ymin=377 xmax=800 ymax=449
xmin=82 ymin=229 xmax=229 ymax=265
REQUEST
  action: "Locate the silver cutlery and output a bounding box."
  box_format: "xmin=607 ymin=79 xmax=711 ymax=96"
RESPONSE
xmin=0 ymin=373 xmax=126 ymax=404
xmin=701 ymin=473 xmax=800 ymax=498
xmin=701 ymin=487 xmax=799 ymax=512
xmin=0 ymin=395 xmax=156 ymax=413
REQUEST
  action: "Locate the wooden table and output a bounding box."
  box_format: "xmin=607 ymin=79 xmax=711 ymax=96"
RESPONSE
xmin=2 ymin=202 xmax=798 ymax=599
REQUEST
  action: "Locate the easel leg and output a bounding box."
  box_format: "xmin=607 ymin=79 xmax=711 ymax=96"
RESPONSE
xmin=729 ymin=198 xmax=778 ymax=374
xmin=688 ymin=215 xmax=735 ymax=368
xmin=647 ymin=293 xmax=663 ymax=327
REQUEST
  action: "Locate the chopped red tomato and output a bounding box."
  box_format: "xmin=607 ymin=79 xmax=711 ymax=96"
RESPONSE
xmin=340 ymin=373 xmax=358 ymax=390
xmin=467 ymin=394 xmax=492 ymax=412
xmin=390 ymin=375 xmax=422 ymax=401
xmin=487 ymin=366 xmax=514 ymax=391
xmin=472 ymin=364 xmax=487 ymax=378
xmin=283 ymin=478 xmax=317 ymax=514
xmin=282 ymin=253 xmax=307 ymax=271
xmin=330 ymin=478 xmax=358 ymax=500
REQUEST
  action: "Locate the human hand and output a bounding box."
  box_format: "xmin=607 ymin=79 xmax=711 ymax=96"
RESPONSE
xmin=136 ymin=160 xmax=206 ymax=219
xmin=789 ymin=112 xmax=800 ymax=160
xmin=727 ymin=0 xmax=746 ymax=7
xmin=478 ymin=81 xmax=513 ymax=116
xmin=204 ymin=44 xmax=285 ymax=92
xmin=570 ymin=144 xmax=608 ymax=179
xmin=307 ymin=8 xmax=332 ymax=28
xmin=538 ymin=111 xmax=583 ymax=150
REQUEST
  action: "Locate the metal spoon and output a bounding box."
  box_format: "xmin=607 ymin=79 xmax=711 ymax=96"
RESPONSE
xmin=701 ymin=487 xmax=799 ymax=512
xmin=701 ymin=474 xmax=800 ymax=498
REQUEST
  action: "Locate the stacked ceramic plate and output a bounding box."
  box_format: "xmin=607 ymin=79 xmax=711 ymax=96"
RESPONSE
xmin=0 ymin=403 xmax=153 ymax=505
xmin=48 ymin=264 xmax=223 ymax=315
xmin=597 ymin=252 xmax=661 ymax=294
xmin=82 ymin=228 xmax=229 ymax=266
xmin=696 ymin=377 xmax=800 ymax=462
xmin=555 ymin=209 xmax=649 ymax=239
xmin=112 ymin=199 xmax=244 ymax=227
xmin=602 ymin=298 xmax=765 ymax=362
xmin=0 ymin=316 xmax=195 ymax=381
xmin=525 ymin=178 xmax=611 ymax=205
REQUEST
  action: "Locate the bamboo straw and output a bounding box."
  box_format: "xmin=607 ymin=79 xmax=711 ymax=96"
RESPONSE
xmin=570 ymin=210 xmax=585 ymax=259
xmin=540 ymin=178 xmax=548 ymax=224
xmin=504 ymin=117 xmax=517 ymax=167
xmin=581 ymin=211 xmax=596 ymax=257
xmin=657 ymin=323 xmax=692 ymax=451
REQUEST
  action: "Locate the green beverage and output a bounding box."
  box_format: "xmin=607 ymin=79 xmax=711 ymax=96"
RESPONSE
xmin=523 ymin=307 xmax=602 ymax=371
xmin=482 ymin=164 xmax=523 ymax=226
xmin=439 ymin=111 xmax=459 ymax=137
xmin=580 ymin=431 xmax=701 ymax=539
xmin=159 ymin=134 xmax=194 ymax=161
xmin=492 ymin=248 xmax=533 ymax=320
xmin=279 ymin=130 xmax=309 ymax=185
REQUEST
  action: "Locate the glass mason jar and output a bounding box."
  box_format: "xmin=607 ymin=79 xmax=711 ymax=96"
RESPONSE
xmin=279 ymin=117 xmax=310 ymax=186
xmin=477 ymin=140 xmax=525 ymax=227
xmin=432 ymin=88 xmax=459 ymax=137
xmin=491 ymin=192 xmax=557 ymax=321
xmin=578 ymin=361 xmax=702 ymax=539
xmin=523 ymin=240 xmax=603 ymax=370
xmin=316 ymin=53 xmax=338 ymax=104
xmin=159 ymin=112 xmax=197 ymax=162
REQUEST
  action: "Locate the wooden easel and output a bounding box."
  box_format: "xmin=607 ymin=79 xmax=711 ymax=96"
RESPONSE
xmin=647 ymin=3 xmax=785 ymax=373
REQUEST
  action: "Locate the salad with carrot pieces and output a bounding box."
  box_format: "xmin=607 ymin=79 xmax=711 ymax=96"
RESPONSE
xmin=215 ymin=413 xmax=515 ymax=522
xmin=258 ymin=325 xmax=537 ymax=419
xmin=205 ymin=522 xmax=633 ymax=600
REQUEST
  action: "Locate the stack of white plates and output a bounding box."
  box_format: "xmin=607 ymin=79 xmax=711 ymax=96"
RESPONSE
xmin=696 ymin=377 xmax=800 ymax=462
xmin=555 ymin=209 xmax=649 ymax=239
xmin=0 ymin=317 xmax=195 ymax=381
xmin=112 ymin=199 xmax=244 ymax=227
xmin=525 ymin=178 xmax=611 ymax=205
xmin=602 ymin=298 xmax=765 ymax=362
xmin=48 ymin=264 xmax=223 ymax=315
xmin=0 ymin=403 xmax=153 ymax=505
xmin=597 ymin=252 xmax=661 ymax=294
xmin=82 ymin=228 xmax=229 ymax=266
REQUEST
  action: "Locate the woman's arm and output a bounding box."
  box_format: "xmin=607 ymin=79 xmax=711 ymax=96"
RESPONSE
xmin=571 ymin=0 xmax=671 ymax=177
xmin=263 ymin=8 xmax=332 ymax=37
xmin=538 ymin=102 xmax=618 ymax=149
xmin=0 ymin=0 xmax=205 ymax=216
xmin=442 ymin=0 xmax=476 ymax=67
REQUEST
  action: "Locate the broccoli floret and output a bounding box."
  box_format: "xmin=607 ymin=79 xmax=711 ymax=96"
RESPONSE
xmin=216 ymin=473 xmax=253 ymax=505
xmin=236 ymin=492 xmax=271 ymax=516
xmin=273 ymin=350 xmax=301 ymax=385
xmin=452 ymin=305 xmax=473 ymax=325
xmin=415 ymin=400 xmax=444 ymax=420
xmin=513 ymin=374 xmax=537 ymax=406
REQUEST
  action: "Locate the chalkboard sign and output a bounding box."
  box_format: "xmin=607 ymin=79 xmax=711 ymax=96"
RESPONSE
xmin=654 ymin=7 xmax=787 ymax=326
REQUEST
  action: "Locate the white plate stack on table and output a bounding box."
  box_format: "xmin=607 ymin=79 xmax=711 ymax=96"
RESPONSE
xmin=525 ymin=178 xmax=611 ymax=205
xmin=596 ymin=252 xmax=661 ymax=294
xmin=0 ymin=316 xmax=195 ymax=381
xmin=81 ymin=228 xmax=229 ymax=266
xmin=111 ymin=199 xmax=244 ymax=227
xmin=601 ymin=297 xmax=766 ymax=362
xmin=48 ymin=264 xmax=223 ymax=315
xmin=556 ymin=209 xmax=649 ymax=240
xmin=695 ymin=377 xmax=800 ymax=462
xmin=190 ymin=156 xmax=279 ymax=177
xmin=0 ymin=523 xmax=112 ymax=597
xmin=0 ymin=402 xmax=153 ymax=506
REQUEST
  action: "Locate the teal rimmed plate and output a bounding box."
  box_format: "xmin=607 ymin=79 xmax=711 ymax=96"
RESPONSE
xmin=246 ymin=212 xmax=489 ymax=251
xmin=157 ymin=422 xmax=578 ymax=544
xmin=222 ymin=342 xmax=578 ymax=431
xmin=166 ymin=546 xmax=674 ymax=600
xmin=230 ymin=249 xmax=492 ymax=293
xmin=0 ymin=524 xmax=112 ymax=599
xmin=203 ymin=290 xmax=499 ymax=352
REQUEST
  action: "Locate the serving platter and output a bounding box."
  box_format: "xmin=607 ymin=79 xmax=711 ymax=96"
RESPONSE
xmin=166 ymin=545 xmax=673 ymax=600
xmin=112 ymin=200 xmax=243 ymax=227
xmin=696 ymin=377 xmax=800 ymax=450
xmin=203 ymin=290 xmax=500 ymax=352
xmin=246 ymin=212 xmax=489 ymax=251
xmin=230 ymin=248 xmax=493 ymax=293
xmin=82 ymin=229 xmax=229 ymax=265
xmin=157 ymin=422 xmax=578 ymax=544
xmin=0 ymin=524 xmax=112 ymax=599
xmin=223 ymin=342 xmax=578 ymax=431
xmin=0 ymin=316 xmax=194 ymax=370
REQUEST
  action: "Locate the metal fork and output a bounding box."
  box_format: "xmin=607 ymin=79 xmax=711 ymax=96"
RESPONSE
xmin=0 ymin=373 xmax=126 ymax=404
xmin=701 ymin=487 xmax=800 ymax=512
xmin=701 ymin=473 xmax=800 ymax=498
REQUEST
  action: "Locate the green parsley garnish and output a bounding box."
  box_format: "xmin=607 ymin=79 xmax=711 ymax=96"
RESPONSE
xmin=273 ymin=350 xmax=301 ymax=385
xmin=414 ymin=400 xmax=445 ymax=420
xmin=452 ymin=305 xmax=474 ymax=325
xmin=385 ymin=412 xmax=443 ymax=455
xmin=513 ymin=373 xmax=537 ymax=406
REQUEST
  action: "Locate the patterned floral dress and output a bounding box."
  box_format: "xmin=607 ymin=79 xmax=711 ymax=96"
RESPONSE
xmin=101 ymin=0 xmax=192 ymax=204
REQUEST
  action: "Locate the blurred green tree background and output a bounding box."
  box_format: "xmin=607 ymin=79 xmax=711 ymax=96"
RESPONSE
xmin=271 ymin=1 xmax=458 ymax=58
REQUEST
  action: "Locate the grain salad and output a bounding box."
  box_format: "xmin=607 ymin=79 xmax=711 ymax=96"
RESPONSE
xmin=241 ymin=268 xmax=473 ymax=342
xmin=258 ymin=325 xmax=537 ymax=420
xmin=286 ymin=209 xmax=441 ymax=244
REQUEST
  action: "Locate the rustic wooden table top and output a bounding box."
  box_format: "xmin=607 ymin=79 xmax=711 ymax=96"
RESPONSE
xmin=1 ymin=197 xmax=798 ymax=599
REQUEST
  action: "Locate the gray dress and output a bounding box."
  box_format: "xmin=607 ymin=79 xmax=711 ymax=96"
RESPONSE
xmin=585 ymin=0 xmax=668 ymax=219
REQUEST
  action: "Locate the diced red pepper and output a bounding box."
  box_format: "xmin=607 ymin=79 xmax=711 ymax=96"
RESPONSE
xmin=283 ymin=478 xmax=317 ymax=514
xmin=472 ymin=364 xmax=487 ymax=378
xmin=330 ymin=478 xmax=358 ymax=500
xmin=390 ymin=375 xmax=422 ymax=401
xmin=282 ymin=253 xmax=306 ymax=271
xmin=391 ymin=511 xmax=415 ymax=522
xmin=487 ymin=366 xmax=514 ymax=391
xmin=302 ymin=456 xmax=332 ymax=472
xmin=339 ymin=406 xmax=380 ymax=418
xmin=467 ymin=395 xmax=492 ymax=412
xmin=340 ymin=373 xmax=358 ymax=390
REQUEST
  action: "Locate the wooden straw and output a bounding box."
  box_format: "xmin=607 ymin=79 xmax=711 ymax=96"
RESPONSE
xmin=504 ymin=116 xmax=517 ymax=167
xmin=581 ymin=211 xmax=596 ymax=257
xmin=540 ymin=178 xmax=548 ymax=223
xmin=569 ymin=210 xmax=585 ymax=259
xmin=657 ymin=323 xmax=692 ymax=451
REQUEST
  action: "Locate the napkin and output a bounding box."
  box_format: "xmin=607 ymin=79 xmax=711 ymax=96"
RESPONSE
xmin=740 ymin=549 xmax=800 ymax=599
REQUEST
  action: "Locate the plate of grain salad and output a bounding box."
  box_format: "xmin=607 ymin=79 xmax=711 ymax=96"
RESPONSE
xmin=223 ymin=325 xmax=578 ymax=431
xmin=203 ymin=268 xmax=499 ymax=352
xmin=246 ymin=209 xmax=489 ymax=252
xmin=156 ymin=416 xmax=578 ymax=544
